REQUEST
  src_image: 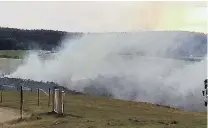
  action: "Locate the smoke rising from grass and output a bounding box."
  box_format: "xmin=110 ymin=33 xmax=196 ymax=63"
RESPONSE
xmin=8 ymin=32 xmax=207 ymax=112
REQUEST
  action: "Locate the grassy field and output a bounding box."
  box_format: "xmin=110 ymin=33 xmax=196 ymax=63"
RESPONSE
xmin=0 ymin=91 xmax=207 ymax=128
xmin=0 ymin=50 xmax=50 ymax=74
xmin=0 ymin=50 xmax=28 ymax=59
xmin=0 ymin=58 xmax=23 ymax=74
xmin=0 ymin=50 xmax=26 ymax=74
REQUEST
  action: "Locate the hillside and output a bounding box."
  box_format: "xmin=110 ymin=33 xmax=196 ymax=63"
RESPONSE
xmin=0 ymin=28 xmax=207 ymax=127
xmin=0 ymin=91 xmax=207 ymax=128
xmin=0 ymin=29 xmax=207 ymax=113
xmin=0 ymin=27 xmax=207 ymax=59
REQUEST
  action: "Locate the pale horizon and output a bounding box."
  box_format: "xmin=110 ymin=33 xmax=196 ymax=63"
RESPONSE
xmin=0 ymin=1 xmax=207 ymax=33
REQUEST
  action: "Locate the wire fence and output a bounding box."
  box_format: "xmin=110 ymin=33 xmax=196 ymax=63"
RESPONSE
xmin=0 ymin=77 xmax=71 ymax=119
xmin=0 ymin=85 xmax=52 ymax=119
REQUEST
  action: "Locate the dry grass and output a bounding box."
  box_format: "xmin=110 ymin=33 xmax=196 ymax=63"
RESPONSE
xmin=0 ymin=91 xmax=207 ymax=128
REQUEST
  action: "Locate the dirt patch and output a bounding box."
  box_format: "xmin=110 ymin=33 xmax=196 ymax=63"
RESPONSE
xmin=0 ymin=107 xmax=20 ymax=124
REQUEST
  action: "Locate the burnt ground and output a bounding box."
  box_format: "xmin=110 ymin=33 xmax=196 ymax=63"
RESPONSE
xmin=0 ymin=77 xmax=83 ymax=95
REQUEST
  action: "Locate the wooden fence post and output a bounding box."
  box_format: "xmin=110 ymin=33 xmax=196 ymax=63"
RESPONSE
xmin=20 ymin=86 xmax=23 ymax=120
xmin=37 ymin=88 xmax=40 ymax=106
xmin=52 ymin=87 xmax=55 ymax=112
xmin=0 ymin=89 xmax=2 ymax=103
xmin=48 ymin=88 xmax=51 ymax=107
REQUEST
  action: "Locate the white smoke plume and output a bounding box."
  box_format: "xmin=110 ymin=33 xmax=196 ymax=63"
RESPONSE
xmin=8 ymin=32 xmax=207 ymax=112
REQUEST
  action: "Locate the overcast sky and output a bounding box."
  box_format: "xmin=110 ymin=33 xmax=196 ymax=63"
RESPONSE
xmin=0 ymin=1 xmax=207 ymax=33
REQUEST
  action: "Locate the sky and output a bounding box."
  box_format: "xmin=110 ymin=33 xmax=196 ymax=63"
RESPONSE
xmin=0 ymin=1 xmax=207 ymax=33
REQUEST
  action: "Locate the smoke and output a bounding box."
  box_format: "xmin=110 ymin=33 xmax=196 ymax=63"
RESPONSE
xmin=8 ymin=32 xmax=207 ymax=112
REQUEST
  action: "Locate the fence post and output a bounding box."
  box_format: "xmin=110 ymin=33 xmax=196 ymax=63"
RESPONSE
xmin=52 ymin=87 xmax=55 ymax=112
xmin=20 ymin=86 xmax=23 ymax=120
xmin=37 ymin=88 xmax=40 ymax=106
xmin=202 ymin=79 xmax=208 ymax=106
xmin=62 ymin=89 xmax=65 ymax=115
xmin=48 ymin=88 xmax=51 ymax=108
xmin=0 ymin=89 xmax=2 ymax=103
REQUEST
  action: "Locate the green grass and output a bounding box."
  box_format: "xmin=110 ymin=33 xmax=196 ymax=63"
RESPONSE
xmin=0 ymin=91 xmax=207 ymax=128
xmin=0 ymin=50 xmax=53 ymax=59
xmin=0 ymin=50 xmax=27 ymax=59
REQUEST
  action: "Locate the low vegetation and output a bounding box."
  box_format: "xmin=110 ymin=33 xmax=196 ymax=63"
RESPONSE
xmin=0 ymin=50 xmax=27 ymax=59
xmin=0 ymin=91 xmax=207 ymax=128
xmin=0 ymin=50 xmax=53 ymax=59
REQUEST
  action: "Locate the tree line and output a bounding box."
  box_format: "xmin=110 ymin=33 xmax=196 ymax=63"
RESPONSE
xmin=0 ymin=27 xmax=82 ymax=50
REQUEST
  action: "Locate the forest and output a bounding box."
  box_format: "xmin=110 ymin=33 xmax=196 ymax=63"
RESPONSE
xmin=0 ymin=27 xmax=82 ymax=50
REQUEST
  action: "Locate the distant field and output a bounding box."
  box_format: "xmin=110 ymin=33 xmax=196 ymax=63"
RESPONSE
xmin=0 ymin=50 xmax=28 ymax=59
xmin=0 ymin=50 xmax=54 ymax=59
xmin=0 ymin=91 xmax=207 ymax=128
xmin=0 ymin=58 xmax=23 ymax=74
xmin=0 ymin=50 xmax=55 ymax=74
